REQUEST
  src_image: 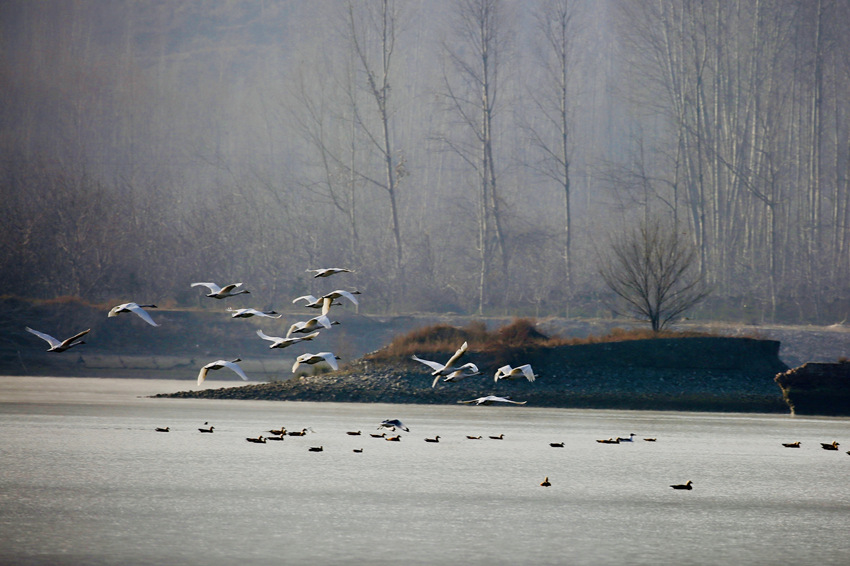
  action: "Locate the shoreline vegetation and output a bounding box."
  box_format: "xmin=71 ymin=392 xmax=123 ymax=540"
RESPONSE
xmin=157 ymin=320 xmax=791 ymax=413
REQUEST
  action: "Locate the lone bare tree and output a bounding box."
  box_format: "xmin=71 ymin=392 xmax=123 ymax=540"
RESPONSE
xmin=437 ymin=0 xmax=511 ymax=314
xmin=599 ymin=217 xmax=709 ymax=331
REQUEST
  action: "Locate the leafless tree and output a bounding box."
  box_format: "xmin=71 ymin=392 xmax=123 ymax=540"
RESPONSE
xmin=526 ymin=0 xmax=578 ymax=296
xmin=436 ymin=0 xmax=512 ymax=314
xmin=345 ymin=0 xmax=407 ymax=287
xmin=599 ymin=216 xmax=709 ymax=331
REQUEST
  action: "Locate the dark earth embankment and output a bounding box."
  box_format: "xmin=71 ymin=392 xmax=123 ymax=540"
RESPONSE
xmin=162 ymin=337 xmax=790 ymax=413
xmin=775 ymin=361 xmax=850 ymax=416
xmin=5 ymin=296 xmax=849 ymax=412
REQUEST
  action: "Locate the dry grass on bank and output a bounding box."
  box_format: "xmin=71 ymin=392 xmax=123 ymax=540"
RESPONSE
xmin=366 ymin=318 xmax=723 ymax=361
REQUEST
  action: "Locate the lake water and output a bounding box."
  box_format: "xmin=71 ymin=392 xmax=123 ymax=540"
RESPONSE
xmin=1 ymin=376 xmax=850 ymax=566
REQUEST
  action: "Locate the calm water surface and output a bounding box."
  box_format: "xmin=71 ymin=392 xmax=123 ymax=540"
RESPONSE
xmin=1 ymin=376 xmax=850 ymax=565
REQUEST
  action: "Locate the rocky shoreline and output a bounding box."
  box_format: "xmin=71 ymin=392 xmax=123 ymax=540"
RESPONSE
xmin=159 ymin=336 xmax=791 ymax=413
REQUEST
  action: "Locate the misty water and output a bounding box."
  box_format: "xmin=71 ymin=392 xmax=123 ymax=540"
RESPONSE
xmin=2 ymin=377 xmax=850 ymax=566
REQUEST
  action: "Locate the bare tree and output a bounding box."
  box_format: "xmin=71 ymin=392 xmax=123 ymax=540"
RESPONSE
xmin=599 ymin=216 xmax=709 ymax=331
xmin=526 ymin=0 xmax=578 ymax=297
xmin=345 ymin=0 xmax=406 ymax=287
xmin=436 ymin=0 xmax=511 ymax=314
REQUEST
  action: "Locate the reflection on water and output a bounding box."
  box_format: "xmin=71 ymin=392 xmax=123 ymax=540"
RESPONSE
xmin=1 ymin=377 xmax=850 ymax=566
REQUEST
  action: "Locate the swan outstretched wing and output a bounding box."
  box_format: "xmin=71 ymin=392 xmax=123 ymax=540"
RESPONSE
xmin=125 ymin=303 xmax=158 ymax=327
xmin=25 ymin=327 xmax=62 ymax=348
xmin=219 ymin=283 xmax=243 ymax=294
xmin=517 ymin=364 xmax=536 ymax=382
xmin=317 ymin=352 xmax=339 ymax=371
xmin=412 ymin=355 xmax=444 ymax=373
xmin=494 ymin=365 xmax=512 ymax=382
xmin=191 ymin=282 xmax=222 ymax=294
xmin=443 ymin=341 xmax=468 ymax=370
xmin=292 ymin=294 xmax=319 ymax=305
xmin=221 ymin=360 xmax=248 ymax=381
xmin=325 ymin=290 xmax=359 ymax=305
xmin=256 ymin=329 xmax=282 ymax=343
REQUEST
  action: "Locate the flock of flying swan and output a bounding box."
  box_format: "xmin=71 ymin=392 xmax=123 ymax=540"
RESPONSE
xmin=25 ymin=268 xmax=354 ymax=385
xmin=410 ymin=338 xmax=537 ymax=404
xmin=27 ymin=263 xmax=536 ymax=404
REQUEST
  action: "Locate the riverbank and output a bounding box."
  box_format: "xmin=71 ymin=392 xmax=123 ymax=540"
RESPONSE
xmin=160 ymin=336 xmax=791 ymax=413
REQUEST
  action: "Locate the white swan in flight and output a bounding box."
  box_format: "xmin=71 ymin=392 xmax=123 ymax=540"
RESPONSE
xmin=191 ymin=282 xmax=250 ymax=299
xmin=458 ymin=395 xmax=527 ymax=406
xmin=197 ymin=358 xmax=249 ymax=385
xmin=292 ymin=352 xmax=340 ymax=373
xmin=494 ymin=364 xmax=537 ymax=383
xmin=412 ymin=341 xmax=469 ymax=377
xmin=293 ymin=290 xmax=360 ymax=309
xmin=256 ymin=329 xmax=320 ymax=349
xmin=25 ymin=327 xmax=90 ymax=352
xmin=306 ymin=268 xmax=352 ymax=278
xmin=107 ymin=303 xmax=159 ymax=327
xmin=432 ymin=362 xmax=481 ymax=388
xmin=378 ymin=419 xmax=409 ymax=432
xmin=286 ymin=301 xmax=338 ymax=337
xmin=226 ymin=307 xmax=281 ymax=319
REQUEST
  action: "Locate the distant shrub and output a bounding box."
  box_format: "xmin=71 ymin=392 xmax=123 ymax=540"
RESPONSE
xmin=366 ymin=319 xmax=724 ymax=362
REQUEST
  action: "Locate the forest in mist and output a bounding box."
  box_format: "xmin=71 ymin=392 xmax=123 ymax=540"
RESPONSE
xmin=2 ymin=0 xmax=849 ymax=324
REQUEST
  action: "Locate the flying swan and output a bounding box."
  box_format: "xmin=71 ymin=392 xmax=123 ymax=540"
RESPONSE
xmin=412 ymin=341 xmax=469 ymax=378
xmin=494 ymin=364 xmax=537 ymax=383
xmin=197 ymin=358 xmax=249 ymax=385
xmin=191 ymin=282 xmax=250 ymax=299
xmin=256 ymin=329 xmax=320 ymax=349
xmin=25 ymin=327 xmax=90 ymax=352
xmin=292 ymin=352 xmax=340 ymax=373
xmin=107 ymin=303 xmax=159 ymax=327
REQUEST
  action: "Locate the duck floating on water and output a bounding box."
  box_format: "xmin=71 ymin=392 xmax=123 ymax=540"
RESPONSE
xmin=540 ymin=477 xmax=551 ymax=487
xmin=782 ymin=441 xmax=801 ymax=448
xmin=821 ymin=441 xmax=840 ymax=451
xmin=670 ymin=480 xmax=693 ymax=490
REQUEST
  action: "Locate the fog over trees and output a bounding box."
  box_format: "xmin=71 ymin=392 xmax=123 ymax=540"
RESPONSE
xmin=2 ymin=0 xmax=848 ymax=324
